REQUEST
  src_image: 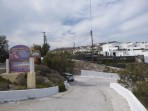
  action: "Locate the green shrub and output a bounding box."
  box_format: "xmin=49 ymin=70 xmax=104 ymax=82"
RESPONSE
xmin=36 ymin=76 xmax=45 ymax=84
xmin=0 ymin=82 xmax=9 ymax=91
xmin=58 ymin=83 xmax=66 ymax=92
xmin=36 ymin=84 xmax=51 ymax=88
xmin=47 ymin=74 xmax=65 ymax=86
xmin=36 ymin=76 xmax=54 ymax=87
xmin=118 ymin=63 xmax=148 ymax=88
xmin=43 ymin=52 xmax=74 ymax=74
xmin=0 ymin=69 xmax=6 ymax=74
xmin=15 ymin=74 xmax=27 ymax=86
xmin=118 ymin=63 xmax=148 ymax=109
xmin=17 ymin=86 xmax=27 ymax=90
xmin=0 ymin=76 xmax=12 ymax=91
xmin=0 ymin=75 xmax=11 ymax=84
xmin=133 ymin=81 xmax=148 ymax=109
xmin=35 ymin=65 xmax=65 ymax=88
xmin=35 ymin=65 xmax=51 ymax=76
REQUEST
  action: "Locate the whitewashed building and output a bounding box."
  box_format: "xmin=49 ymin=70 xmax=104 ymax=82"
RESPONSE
xmin=101 ymin=41 xmax=148 ymax=63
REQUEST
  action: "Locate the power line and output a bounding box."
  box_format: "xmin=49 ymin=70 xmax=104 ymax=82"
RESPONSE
xmin=76 ymin=36 xmax=90 ymax=46
xmin=59 ymin=32 xmax=89 ymax=41
xmin=49 ymin=32 xmax=90 ymax=42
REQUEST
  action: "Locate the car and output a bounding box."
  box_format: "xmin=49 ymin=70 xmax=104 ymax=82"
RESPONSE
xmin=64 ymin=73 xmax=74 ymax=82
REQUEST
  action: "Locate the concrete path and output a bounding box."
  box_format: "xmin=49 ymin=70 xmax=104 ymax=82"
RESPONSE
xmin=0 ymin=76 xmax=131 ymax=111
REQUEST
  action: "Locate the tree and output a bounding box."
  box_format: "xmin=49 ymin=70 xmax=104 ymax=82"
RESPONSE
xmin=42 ymin=43 xmax=50 ymax=57
xmin=0 ymin=35 xmax=9 ymax=63
xmin=33 ymin=43 xmax=50 ymax=57
xmin=32 ymin=44 xmax=42 ymax=54
xmin=43 ymin=52 xmax=74 ymax=74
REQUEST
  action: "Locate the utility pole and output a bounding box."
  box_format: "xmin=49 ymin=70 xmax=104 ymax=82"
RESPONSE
xmin=42 ymin=32 xmax=47 ymax=45
xmin=90 ymin=30 xmax=93 ymax=62
xmin=73 ymin=42 xmax=75 ymax=48
xmin=73 ymin=42 xmax=76 ymax=55
xmin=90 ymin=0 xmax=94 ymax=62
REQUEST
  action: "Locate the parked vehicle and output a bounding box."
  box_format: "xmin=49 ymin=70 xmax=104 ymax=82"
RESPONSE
xmin=64 ymin=73 xmax=74 ymax=82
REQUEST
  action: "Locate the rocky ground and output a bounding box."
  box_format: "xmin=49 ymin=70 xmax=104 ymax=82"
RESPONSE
xmin=73 ymin=60 xmax=121 ymax=75
xmin=0 ymin=65 xmax=66 ymax=91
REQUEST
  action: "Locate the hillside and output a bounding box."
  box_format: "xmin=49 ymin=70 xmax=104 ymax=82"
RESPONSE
xmin=73 ymin=60 xmax=121 ymax=75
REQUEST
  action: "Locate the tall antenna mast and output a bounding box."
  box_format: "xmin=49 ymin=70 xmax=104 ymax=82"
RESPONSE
xmin=90 ymin=0 xmax=94 ymax=62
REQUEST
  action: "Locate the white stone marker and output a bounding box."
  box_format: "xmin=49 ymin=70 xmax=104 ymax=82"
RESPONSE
xmin=27 ymin=58 xmax=36 ymax=89
xmin=6 ymin=59 xmax=10 ymax=74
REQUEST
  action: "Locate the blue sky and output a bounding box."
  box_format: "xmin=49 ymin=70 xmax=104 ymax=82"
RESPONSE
xmin=0 ymin=0 xmax=148 ymax=49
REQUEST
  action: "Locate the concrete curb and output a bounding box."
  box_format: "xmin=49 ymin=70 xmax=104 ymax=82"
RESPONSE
xmin=64 ymin=80 xmax=70 ymax=90
xmin=110 ymin=83 xmax=147 ymax=111
xmin=0 ymin=86 xmax=59 ymax=103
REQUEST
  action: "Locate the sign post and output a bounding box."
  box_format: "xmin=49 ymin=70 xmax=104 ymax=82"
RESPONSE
xmin=27 ymin=58 xmax=36 ymax=89
xmin=9 ymin=45 xmax=30 ymax=72
xmin=6 ymin=59 xmax=10 ymax=74
xmin=9 ymin=45 xmax=36 ymax=89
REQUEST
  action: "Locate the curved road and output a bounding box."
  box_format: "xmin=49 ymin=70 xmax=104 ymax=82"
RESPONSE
xmin=0 ymin=76 xmax=131 ymax=111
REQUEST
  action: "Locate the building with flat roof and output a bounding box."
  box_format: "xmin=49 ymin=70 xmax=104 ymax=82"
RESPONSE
xmin=100 ymin=41 xmax=148 ymax=63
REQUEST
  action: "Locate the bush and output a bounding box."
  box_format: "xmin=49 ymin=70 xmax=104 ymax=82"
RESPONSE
xmin=0 ymin=82 xmax=9 ymax=91
xmin=118 ymin=63 xmax=148 ymax=88
xmin=35 ymin=65 xmax=66 ymax=90
xmin=0 ymin=69 xmax=6 ymax=74
xmin=36 ymin=76 xmax=45 ymax=85
xmin=118 ymin=63 xmax=148 ymax=109
xmin=58 ymin=83 xmax=66 ymax=92
xmin=0 ymin=76 xmax=12 ymax=91
xmin=36 ymin=76 xmax=54 ymax=87
xmin=43 ymin=52 xmax=74 ymax=74
xmin=47 ymin=74 xmax=65 ymax=85
xmin=133 ymin=82 xmax=148 ymax=109
xmin=35 ymin=65 xmax=51 ymax=76
xmin=15 ymin=74 xmax=27 ymax=86
xmin=0 ymin=75 xmax=11 ymax=84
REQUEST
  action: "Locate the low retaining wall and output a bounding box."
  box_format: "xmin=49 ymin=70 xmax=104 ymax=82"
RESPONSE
xmin=110 ymin=83 xmax=147 ymax=111
xmin=0 ymin=86 xmax=59 ymax=103
xmin=64 ymin=81 xmax=70 ymax=90
xmin=81 ymin=70 xmax=119 ymax=80
xmin=144 ymin=56 xmax=148 ymax=63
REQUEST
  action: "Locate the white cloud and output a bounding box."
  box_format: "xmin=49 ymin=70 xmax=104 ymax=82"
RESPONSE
xmin=0 ymin=0 xmax=148 ymax=49
xmin=119 ymin=13 xmax=148 ymax=31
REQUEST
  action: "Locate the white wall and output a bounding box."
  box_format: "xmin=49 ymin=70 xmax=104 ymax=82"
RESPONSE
xmin=0 ymin=86 xmax=59 ymax=103
xmin=81 ymin=70 xmax=119 ymax=80
xmin=144 ymin=56 xmax=148 ymax=63
xmin=110 ymin=83 xmax=147 ymax=111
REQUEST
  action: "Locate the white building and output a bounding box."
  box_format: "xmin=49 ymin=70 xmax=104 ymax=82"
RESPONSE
xmin=101 ymin=41 xmax=148 ymax=63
